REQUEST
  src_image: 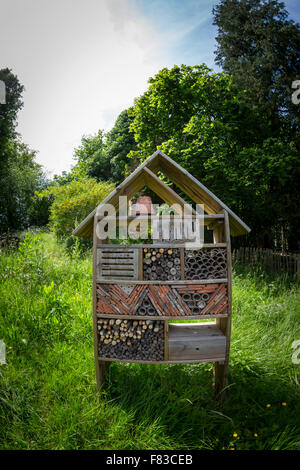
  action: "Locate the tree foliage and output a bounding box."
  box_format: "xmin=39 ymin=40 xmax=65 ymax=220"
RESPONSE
xmin=128 ymin=64 xmax=299 ymax=248
xmin=0 ymin=69 xmax=48 ymax=232
xmin=38 ymin=1 xmax=299 ymax=251
xmin=0 ymin=140 xmax=49 ymax=231
xmin=213 ymin=0 xmax=300 ymax=140
xmin=0 ymin=68 xmax=24 ymax=152
xmin=39 ymin=178 xmax=114 ymax=240
xmin=105 ymin=109 xmax=137 ymax=184
xmin=58 ymin=110 xmax=137 ymax=186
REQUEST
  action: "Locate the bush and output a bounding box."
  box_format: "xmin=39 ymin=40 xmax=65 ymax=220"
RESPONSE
xmin=38 ymin=178 xmax=114 ymax=246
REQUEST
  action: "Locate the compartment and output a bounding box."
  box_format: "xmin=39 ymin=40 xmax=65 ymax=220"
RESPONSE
xmin=143 ymin=247 xmax=181 ymax=281
xmin=96 ymin=283 xmax=228 ymax=317
xmin=184 ymin=248 xmax=227 ymax=280
xmin=97 ymin=247 xmax=139 ymax=280
xmin=168 ymin=322 xmax=226 ymax=361
xmin=97 ymin=318 xmax=164 ymax=361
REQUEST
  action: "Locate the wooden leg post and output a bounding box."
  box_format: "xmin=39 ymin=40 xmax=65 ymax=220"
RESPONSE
xmin=213 ymin=360 xmax=228 ymax=401
xmin=212 ymin=210 xmax=232 ymax=403
xmin=98 ymin=360 xmax=110 ymax=390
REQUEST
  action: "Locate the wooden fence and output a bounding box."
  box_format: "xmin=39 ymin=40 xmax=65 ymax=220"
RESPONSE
xmin=232 ymin=247 xmax=300 ymax=277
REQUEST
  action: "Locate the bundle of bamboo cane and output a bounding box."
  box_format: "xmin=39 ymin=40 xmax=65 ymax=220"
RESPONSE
xmin=179 ymin=291 xmax=212 ymax=315
xmin=136 ymin=297 xmax=160 ymax=316
xmin=184 ymin=248 xmax=227 ymax=280
xmin=97 ymin=318 xmax=164 ymax=360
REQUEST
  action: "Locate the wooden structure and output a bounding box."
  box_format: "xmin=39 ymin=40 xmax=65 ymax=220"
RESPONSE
xmin=73 ymin=150 xmax=250 ymax=397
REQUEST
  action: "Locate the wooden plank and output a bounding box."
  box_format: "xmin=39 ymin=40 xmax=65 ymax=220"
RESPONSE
xmin=168 ymin=322 xmax=221 ymax=336
xmin=98 ymin=356 xmax=226 ymax=364
xmin=212 ymin=222 xmax=224 ymax=244
xmin=96 ymin=278 xmax=228 ymax=285
xmin=100 ymin=270 xmax=136 ymax=276
xmin=97 ymin=243 xmax=227 ymax=249
xmin=96 ymin=313 xmax=228 ymax=320
xmin=168 ymin=323 xmax=226 ymax=361
xmin=97 ymin=246 xmax=139 ymax=280
xmin=96 ymin=214 xmax=225 ymax=224
xmin=143 ymin=166 xmax=197 ymax=215
xmin=214 ymin=210 xmax=232 ymax=400
xmin=164 ymin=320 xmax=169 ymax=360
xmin=93 ymin=215 xmax=106 ymax=391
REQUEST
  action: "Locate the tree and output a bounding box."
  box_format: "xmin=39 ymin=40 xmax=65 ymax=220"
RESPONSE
xmin=0 ymin=69 xmax=25 ymax=231
xmin=213 ymin=0 xmax=300 ymax=140
xmin=129 ymin=64 xmax=299 ymax=249
xmin=38 ymin=178 xmax=114 ymax=249
xmin=105 ymin=109 xmax=137 ymax=184
xmin=0 ymin=70 xmax=49 ymax=231
xmin=0 ymin=68 xmax=24 ymax=152
xmin=73 ymin=130 xmax=111 ymax=181
xmin=129 ymin=64 xmax=261 ymax=161
xmin=60 ymin=110 xmax=137 ymax=185
xmin=212 ymin=0 xmax=300 ymax=249
xmin=0 ymin=140 xmax=48 ymax=231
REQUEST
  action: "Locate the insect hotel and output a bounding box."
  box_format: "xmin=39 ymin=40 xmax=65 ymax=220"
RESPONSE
xmin=73 ymin=150 xmax=250 ymax=396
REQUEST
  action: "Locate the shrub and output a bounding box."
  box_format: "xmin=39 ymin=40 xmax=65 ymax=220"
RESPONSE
xmin=37 ymin=178 xmax=114 ymax=246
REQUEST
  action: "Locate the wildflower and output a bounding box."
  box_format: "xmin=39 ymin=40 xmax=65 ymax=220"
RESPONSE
xmin=233 ymin=433 xmax=238 ymax=438
xmin=8 ymin=346 xmax=12 ymax=350
xmin=266 ymin=404 xmax=271 ymax=408
xmin=230 ymin=448 xmax=235 ymax=450
xmin=282 ymin=402 xmax=287 ymax=406
xmin=254 ymin=433 xmax=258 ymax=438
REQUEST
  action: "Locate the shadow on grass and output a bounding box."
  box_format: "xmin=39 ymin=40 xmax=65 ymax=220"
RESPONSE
xmin=104 ymin=360 xmax=300 ymax=449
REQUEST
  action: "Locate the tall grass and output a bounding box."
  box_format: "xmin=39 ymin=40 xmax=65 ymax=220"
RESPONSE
xmin=0 ymin=232 xmax=299 ymax=450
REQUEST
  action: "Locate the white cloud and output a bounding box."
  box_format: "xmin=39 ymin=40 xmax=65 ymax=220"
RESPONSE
xmin=0 ymin=0 xmax=165 ymax=175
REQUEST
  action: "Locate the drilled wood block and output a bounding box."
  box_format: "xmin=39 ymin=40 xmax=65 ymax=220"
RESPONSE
xmin=168 ymin=323 xmax=226 ymax=361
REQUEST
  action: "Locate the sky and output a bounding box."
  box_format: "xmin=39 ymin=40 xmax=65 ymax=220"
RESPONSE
xmin=0 ymin=0 xmax=299 ymax=176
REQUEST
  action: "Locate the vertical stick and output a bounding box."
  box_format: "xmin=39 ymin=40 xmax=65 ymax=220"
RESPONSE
xmin=213 ymin=209 xmax=232 ymax=402
xmin=164 ymin=320 xmax=169 ymax=360
xmin=139 ymin=247 xmax=143 ymax=280
xmin=93 ymin=215 xmax=109 ymax=391
xmin=213 ymin=221 xmax=223 ymax=244
xmin=180 ymin=247 xmax=185 ymax=280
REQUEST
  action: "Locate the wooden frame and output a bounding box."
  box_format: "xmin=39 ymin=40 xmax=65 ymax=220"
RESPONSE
xmin=73 ymin=150 xmax=250 ymax=238
xmin=77 ymin=151 xmax=249 ymax=399
xmin=93 ymin=214 xmax=231 ymax=394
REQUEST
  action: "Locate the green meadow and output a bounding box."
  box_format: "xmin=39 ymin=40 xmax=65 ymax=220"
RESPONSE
xmin=0 ymin=231 xmax=299 ymax=450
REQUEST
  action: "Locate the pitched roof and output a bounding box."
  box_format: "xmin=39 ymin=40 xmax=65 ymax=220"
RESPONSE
xmin=73 ymin=150 xmax=250 ymax=237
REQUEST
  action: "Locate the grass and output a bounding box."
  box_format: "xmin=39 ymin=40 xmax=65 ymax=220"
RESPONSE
xmin=0 ymin=231 xmax=299 ymax=450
